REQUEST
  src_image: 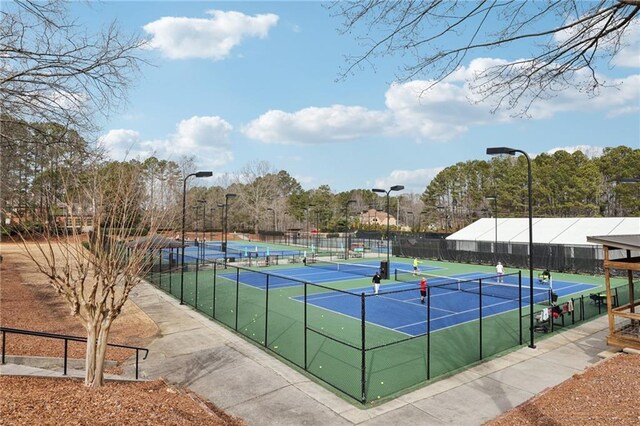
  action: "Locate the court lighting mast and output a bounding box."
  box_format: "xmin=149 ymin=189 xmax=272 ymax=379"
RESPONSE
xmin=197 ymin=199 xmax=207 ymax=264
xmin=344 ymin=200 xmax=356 ymax=259
xmin=487 ymin=147 xmax=535 ymax=349
xmin=372 ymin=185 xmax=404 ymax=279
xmin=181 ymin=171 xmax=212 ymax=305
xmin=485 ymin=196 xmax=498 ymax=260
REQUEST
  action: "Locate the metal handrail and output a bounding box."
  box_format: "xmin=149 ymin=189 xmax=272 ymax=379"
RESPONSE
xmin=0 ymin=326 xmax=149 ymax=380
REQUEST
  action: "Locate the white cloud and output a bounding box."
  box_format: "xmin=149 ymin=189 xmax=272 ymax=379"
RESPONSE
xmin=99 ymin=116 xmax=234 ymax=168
xmin=546 ymin=145 xmax=604 ymax=158
xmin=143 ymin=10 xmax=279 ymax=60
xmin=243 ymin=56 xmax=639 ymax=145
xmin=242 ymin=105 xmax=391 ymax=144
xmin=98 ymin=129 xmax=144 ymax=160
xmin=374 ymin=167 xmax=444 ymax=194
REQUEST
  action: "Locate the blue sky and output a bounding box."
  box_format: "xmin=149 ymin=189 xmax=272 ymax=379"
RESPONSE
xmin=78 ymin=1 xmax=639 ymax=194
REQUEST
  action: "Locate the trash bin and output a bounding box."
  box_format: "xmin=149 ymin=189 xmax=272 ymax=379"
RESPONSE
xmin=380 ymin=261 xmax=389 ymax=280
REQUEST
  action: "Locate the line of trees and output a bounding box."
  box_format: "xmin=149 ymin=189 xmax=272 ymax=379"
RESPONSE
xmin=422 ymin=146 xmax=639 ymax=231
xmin=3 ymin=130 xmax=638 ymax=238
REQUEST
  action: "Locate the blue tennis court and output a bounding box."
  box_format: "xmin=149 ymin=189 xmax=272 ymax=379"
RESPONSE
xmin=297 ymin=273 xmax=597 ymax=336
xmin=220 ymin=261 xmax=442 ymax=290
xmin=161 ymin=243 xmax=304 ymax=263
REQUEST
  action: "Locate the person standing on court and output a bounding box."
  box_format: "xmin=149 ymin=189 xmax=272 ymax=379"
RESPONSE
xmin=413 ymin=257 xmax=422 ymax=276
xmin=496 ymin=261 xmax=504 ymax=283
xmin=420 ymin=277 xmax=428 ymax=304
xmin=372 ymin=271 xmax=382 ymax=294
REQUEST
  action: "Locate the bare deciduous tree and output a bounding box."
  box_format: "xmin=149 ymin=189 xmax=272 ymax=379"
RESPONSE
xmin=331 ymin=0 xmax=640 ymax=115
xmin=14 ymin=159 xmax=174 ymax=387
xmin=1 ymin=0 xmax=146 ymax=139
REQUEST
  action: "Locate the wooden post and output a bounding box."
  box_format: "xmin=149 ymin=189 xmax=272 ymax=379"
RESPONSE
xmin=604 ymin=246 xmax=614 ymax=336
xmin=628 ymin=249 xmax=635 ymax=314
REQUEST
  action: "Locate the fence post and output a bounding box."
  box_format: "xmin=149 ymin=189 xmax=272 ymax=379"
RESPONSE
xmin=479 ymin=278 xmax=483 ymax=360
xmin=427 ymin=285 xmax=431 ymax=380
xmin=168 ymin=249 xmax=172 ymax=294
xmin=264 ymin=275 xmax=269 ymax=347
xmin=195 ymin=258 xmax=199 ymax=309
xmin=518 ymin=270 xmax=523 ymax=345
xmin=212 ymin=261 xmax=217 ymax=319
xmin=304 ymin=282 xmax=308 ymax=370
xmin=63 ymin=339 xmax=68 ymax=375
xmin=235 ymin=268 xmax=240 ymax=330
xmin=135 ymin=350 xmax=140 ymax=380
xmin=1 ymin=331 xmax=5 ymax=364
xmin=361 ymin=292 xmax=366 ymax=404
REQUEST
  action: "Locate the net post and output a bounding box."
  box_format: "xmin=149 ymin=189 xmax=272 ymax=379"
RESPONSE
xmin=518 ymin=270 xmax=522 ymax=345
xmin=479 ymin=278 xmax=483 ymax=360
xmin=360 ymin=292 xmax=366 ymax=404
xmin=234 ymin=268 xmax=240 ymax=331
xmin=264 ymin=275 xmax=269 ymax=348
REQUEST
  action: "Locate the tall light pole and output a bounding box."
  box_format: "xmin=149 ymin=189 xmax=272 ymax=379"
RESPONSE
xmin=407 ymin=211 xmax=414 ymax=232
xmin=223 ymin=193 xmax=236 ymax=266
xmin=372 ymin=185 xmax=404 ymax=278
xmin=266 ymin=207 xmax=276 ymax=231
xmin=209 ymin=207 xmax=216 ymax=241
xmin=181 ymin=171 xmax=212 ymax=305
xmin=283 ymin=212 xmax=289 ymax=243
xmin=485 ymin=196 xmax=498 ymax=259
xmin=487 ymin=147 xmax=535 ymax=349
xmin=303 ymin=207 xmax=311 ymax=250
xmin=198 ymin=199 xmax=207 ymax=264
xmin=344 ymin=200 xmax=356 ymax=259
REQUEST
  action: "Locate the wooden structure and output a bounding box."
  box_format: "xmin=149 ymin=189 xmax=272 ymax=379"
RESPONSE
xmin=586 ymin=234 xmax=640 ymax=349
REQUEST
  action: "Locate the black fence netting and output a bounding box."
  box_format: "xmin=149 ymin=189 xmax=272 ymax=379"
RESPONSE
xmin=394 ymin=236 xmax=612 ymax=275
xmin=138 ymin=245 xmax=622 ymax=406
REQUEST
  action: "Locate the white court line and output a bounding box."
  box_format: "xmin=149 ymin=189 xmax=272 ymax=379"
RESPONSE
xmin=288 ymin=294 xmax=415 ymax=337
xmin=376 ymin=294 xmax=458 ymax=314
xmin=395 ymin=297 xmax=519 ymax=332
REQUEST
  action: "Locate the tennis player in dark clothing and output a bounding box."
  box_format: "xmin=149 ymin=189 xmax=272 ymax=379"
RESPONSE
xmin=372 ymin=271 xmax=381 ymax=294
xmin=420 ymin=277 xmax=427 ymax=304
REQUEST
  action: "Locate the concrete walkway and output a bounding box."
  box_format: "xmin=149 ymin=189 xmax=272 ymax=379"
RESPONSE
xmin=2 ymin=281 xmax=615 ymax=425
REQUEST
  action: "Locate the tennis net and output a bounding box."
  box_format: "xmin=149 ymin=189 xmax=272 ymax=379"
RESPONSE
xmin=307 ymin=258 xmax=379 ymax=277
xmin=395 ymin=268 xmax=551 ymax=303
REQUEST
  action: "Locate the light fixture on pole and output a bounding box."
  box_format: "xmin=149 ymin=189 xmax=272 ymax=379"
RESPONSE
xmin=223 ymin=193 xmax=236 ymax=266
xmin=372 ymin=185 xmax=404 ymax=279
xmin=180 ymin=171 xmax=212 ymax=305
xmin=487 ymin=147 xmax=535 ymax=349
xmin=344 ymin=200 xmax=356 ymax=259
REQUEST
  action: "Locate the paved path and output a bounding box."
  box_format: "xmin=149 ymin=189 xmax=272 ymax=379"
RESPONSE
xmin=2 ymin=281 xmax=614 ymax=425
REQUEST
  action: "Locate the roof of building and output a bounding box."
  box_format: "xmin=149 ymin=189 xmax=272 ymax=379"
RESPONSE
xmin=586 ymin=234 xmax=640 ymax=251
xmin=447 ymin=217 xmax=640 ymax=246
